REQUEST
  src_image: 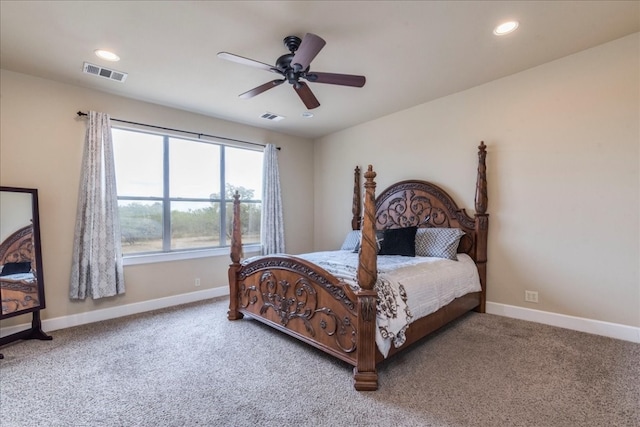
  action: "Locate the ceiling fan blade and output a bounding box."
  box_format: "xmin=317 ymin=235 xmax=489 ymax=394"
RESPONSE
xmin=239 ymin=79 xmax=285 ymax=99
xmin=290 ymin=33 xmax=326 ymax=72
xmin=217 ymin=52 xmax=282 ymax=74
xmin=305 ymin=72 xmax=366 ymax=87
xmin=293 ymin=82 xmax=320 ymax=109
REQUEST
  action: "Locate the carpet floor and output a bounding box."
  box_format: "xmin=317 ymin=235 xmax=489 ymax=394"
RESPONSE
xmin=1 ymin=298 xmax=638 ymax=427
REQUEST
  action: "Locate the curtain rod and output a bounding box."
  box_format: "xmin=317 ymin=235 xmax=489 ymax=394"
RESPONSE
xmin=76 ymin=111 xmax=279 ymax=150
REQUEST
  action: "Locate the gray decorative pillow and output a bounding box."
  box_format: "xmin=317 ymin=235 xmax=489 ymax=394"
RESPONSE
xmin=415 ymin=228 xmax=465 ymax=260
xmin=352 ymin=230 xmax=385 ymax=253
xmin=340 ymin=230 xmax=361 ymax=251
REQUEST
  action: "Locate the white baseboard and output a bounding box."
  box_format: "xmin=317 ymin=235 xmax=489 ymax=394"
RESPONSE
xmin=486 ymin=302 xmax=640 ymax=343
xmin=3 ymin=293 xmax=637 ymax=344
xmin=0 ymin=286 xmax=230 ymax=338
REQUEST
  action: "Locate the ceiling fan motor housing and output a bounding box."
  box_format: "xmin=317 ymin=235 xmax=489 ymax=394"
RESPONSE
xmin=276 ymin=53 xmax=309 ymax=84
xmin=278 ymin=36 xmax=309 ymax=84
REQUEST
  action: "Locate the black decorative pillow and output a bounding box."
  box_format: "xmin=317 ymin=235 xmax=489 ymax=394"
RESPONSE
xmin=0 ymin=261 xmax=32 ymax=276
xmin=378 ymin=226 xmax=417 ymax=257
xmin=415 ymin=228 xmax=465 ymax=260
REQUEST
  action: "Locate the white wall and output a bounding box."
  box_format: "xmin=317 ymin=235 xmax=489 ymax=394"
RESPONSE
xmin=314 ymin=34 xmax=640 ymax=328
xmin=0 ymin=70 xmax=315 ymax=328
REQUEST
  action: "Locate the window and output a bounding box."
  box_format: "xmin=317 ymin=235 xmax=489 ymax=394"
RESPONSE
xmin=112 ymin=128 xmax=263 ymax=256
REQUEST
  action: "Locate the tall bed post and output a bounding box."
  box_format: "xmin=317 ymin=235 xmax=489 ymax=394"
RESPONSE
xmin=351 ymin=166 xmax=362 ymax=231
xmin=354 ymin=165 xmax=378 ymax=391
xmin=228 ymin=191 xmax=243 ymax=320
xmin=474 ymin=142 xmax=488 ymax=313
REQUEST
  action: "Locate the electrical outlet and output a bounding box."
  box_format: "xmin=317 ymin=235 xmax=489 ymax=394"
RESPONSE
xmin=195 ymin=278 xmax=201 ymax=287
xmin=524 ymin=290 xmax=538 ymax=303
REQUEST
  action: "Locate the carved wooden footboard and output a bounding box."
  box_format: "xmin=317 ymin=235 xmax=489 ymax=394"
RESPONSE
xmin=228 ymin=166 xmax=380 ymax=390
xmin=230 ymin=254 xmax=359 ymax=363
xmin=228 ymin=142 xmax=488 ymax=391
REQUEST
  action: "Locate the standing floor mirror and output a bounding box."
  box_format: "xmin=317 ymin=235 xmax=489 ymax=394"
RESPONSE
xmin=0 ymin=187 xmax=52 ymax=358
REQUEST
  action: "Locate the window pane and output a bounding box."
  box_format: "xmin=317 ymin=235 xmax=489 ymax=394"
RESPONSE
xmin=226 ymin=201 xmax=261 ymax=245
xmin=112 ymin=129 xmax=163 ymax=197
xmin=112 ymin=127 xmax=264 ymax=256
xmin=171 ymin=201 xmax=219 ymax=249
xmin=169 ymin=138 xmax=220 ymax=198
xmin=119 ymin=200 xmax=163 ymax=253
xmin=225 ymin=147 xmax=263 ymax=200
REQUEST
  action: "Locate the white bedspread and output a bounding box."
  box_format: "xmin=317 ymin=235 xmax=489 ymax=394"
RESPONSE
xmin=0 ymin=272 xmax=36 ymax=282
xmin=296 ymin=251 xmax=481 ymax=357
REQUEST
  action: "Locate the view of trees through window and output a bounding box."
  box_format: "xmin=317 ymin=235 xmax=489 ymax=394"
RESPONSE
xmin=112 ymin=128 xmax=262 ymax=254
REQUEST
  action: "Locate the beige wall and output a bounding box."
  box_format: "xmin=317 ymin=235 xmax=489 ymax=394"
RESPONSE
xmin=314 ymin=33 xmax=640 ymax=327
xmin=0 ymin=191 xmax=33 ymax=241
xmin=0 ymin=70 xmax=314 ymax=327
xmin=2 ymin=33 xmax=638 ymax=332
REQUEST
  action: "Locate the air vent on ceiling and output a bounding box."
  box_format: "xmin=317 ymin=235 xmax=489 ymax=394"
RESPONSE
xmin=83 ymin=62 xmax=128 ymax=82
xmin=260 ymin=112 xmax=285 ymax=122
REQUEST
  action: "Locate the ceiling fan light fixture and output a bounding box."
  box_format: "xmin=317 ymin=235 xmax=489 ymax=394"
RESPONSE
xmin=95 ymin=49 xmax=120 ymax=61
xmin=301 ymin=112 xmax=314 ymax=118
xmin=493 ymin=21 xmax=519 ymax=36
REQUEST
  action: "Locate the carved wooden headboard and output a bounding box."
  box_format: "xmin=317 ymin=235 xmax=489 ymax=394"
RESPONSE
xmin=349 ymin=142 xmax=488 ymax=264
xmin=374 ymin=181 xmax=477 ymax=258
xmin=0 ymin=225 xmax=34 ymax=266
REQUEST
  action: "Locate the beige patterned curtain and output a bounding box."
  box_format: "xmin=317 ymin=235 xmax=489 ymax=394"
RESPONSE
xmin=260 ymin=144 xmax=285 ymax=254
xmin=69 ymin=111 xmax=125 ymax=299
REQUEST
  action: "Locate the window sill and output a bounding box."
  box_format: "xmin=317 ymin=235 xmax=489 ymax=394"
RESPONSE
xmin=123 ymin=244 xmax=262 ymax=266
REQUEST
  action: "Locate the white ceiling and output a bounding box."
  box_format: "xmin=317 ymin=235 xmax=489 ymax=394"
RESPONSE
xmin=1 ymin=1 xmax=638 ymax=139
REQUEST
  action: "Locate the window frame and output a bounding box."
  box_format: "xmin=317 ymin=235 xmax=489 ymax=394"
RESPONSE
xmin=111 ymin=126 xmax=263 ymax=265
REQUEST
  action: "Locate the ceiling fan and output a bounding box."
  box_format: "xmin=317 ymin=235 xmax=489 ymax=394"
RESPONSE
xmin=217 ymin=33 xmax=366 ymax=110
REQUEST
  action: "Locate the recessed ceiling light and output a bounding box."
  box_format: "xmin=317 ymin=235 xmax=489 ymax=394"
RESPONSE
xmin=301 ymin=112 xmax=314 ymax=118
xmin=493 ymin=21 xmax=519 ymax=36
xmin=94 ymin=49 xmax=120 ymax=62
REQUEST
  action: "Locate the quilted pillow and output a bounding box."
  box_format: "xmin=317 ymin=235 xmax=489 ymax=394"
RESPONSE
xmin=378 ymin=226 xmax=417 ymax=257
xmin=340 ymin=230 xmax=361 ymax=251
xmin=415 ymin=228 xmax=465 ymax=260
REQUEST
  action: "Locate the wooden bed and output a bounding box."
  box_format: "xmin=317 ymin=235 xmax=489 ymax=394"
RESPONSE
xmin=228 ymin=142 xmax=488 ymax=390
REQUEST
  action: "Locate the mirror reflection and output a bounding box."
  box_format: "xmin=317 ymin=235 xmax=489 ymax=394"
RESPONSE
xmin=0 ymin=188 xmax=44 ymax=317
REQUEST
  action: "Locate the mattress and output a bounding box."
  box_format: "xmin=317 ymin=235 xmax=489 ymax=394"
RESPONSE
xmin=296 ymin=250 xmax=481 ymax=357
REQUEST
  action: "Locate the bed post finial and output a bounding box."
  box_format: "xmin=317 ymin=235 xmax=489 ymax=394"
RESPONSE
xmin=475 ymin=142 xmax=488 ymax=215
xmin=352 ymin=166 xmax=362 ymax=230
xmin=230 ymin=191 xmax=242 ymax=263
xmin=358 ymin=165 xmax=377 ymax=291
